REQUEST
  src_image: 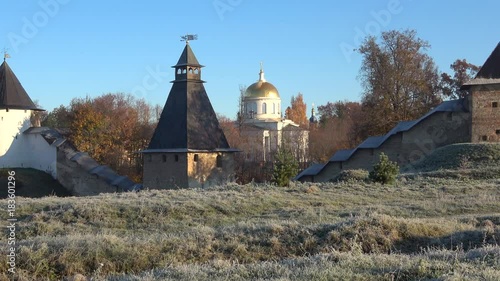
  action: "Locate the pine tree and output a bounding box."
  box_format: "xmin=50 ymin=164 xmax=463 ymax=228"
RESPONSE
xmin=369 ymin=153 xmax=399 ymax=185
xmin=272 ymin=145 xmax=299 ymax=187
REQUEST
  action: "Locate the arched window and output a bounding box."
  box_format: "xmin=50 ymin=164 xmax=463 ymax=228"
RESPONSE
xmin=182 ymin=69 xmax=187 ymax=74
xmin=188 ymin=68 xmax=193 ymax=74
xmin=194 ymin=68 xmax=199 ymax=74
xmin=177 ymin=68 xmax=182 ymax=74
xmin=273 ymin=103 xmax=276 ymax=114
xmin=262 ymin=103 xmax=267 ymax=114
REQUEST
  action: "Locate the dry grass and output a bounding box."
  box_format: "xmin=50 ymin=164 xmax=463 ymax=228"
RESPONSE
xmin=0 ymin=174 xmax=499 ymax=280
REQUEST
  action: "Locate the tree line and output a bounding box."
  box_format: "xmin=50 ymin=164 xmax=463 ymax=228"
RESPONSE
xmin=38 ymin=29 xmax=480 ymax=183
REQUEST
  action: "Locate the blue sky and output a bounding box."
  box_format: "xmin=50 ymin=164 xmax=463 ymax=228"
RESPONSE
xmin=1 ymin=0 xmax=499 ymax=119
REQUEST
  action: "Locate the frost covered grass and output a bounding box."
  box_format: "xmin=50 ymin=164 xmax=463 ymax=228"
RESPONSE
xmin=0 ymin=176 xmax=499 ymax=280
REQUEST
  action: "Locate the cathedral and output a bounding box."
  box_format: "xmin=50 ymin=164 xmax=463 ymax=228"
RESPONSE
xmin=238 ymin=65 xmax=309 ymax=164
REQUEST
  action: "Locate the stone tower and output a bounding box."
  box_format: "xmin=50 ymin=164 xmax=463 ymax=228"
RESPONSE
xmin=141 ymin=40 xmax=238 ymax=189
xmin=462 ymin=42 xmax=500 ymax=143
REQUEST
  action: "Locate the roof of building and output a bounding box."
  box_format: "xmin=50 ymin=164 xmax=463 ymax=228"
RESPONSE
xmin=144 ymin=43 xmax=234 ymax=152
xmin=462 ymin=42 xmax=500 ymax=88
xmin=303 ymin=98 xmax=468 ymax=178
xmin=329 ymin=149 xmax=356 ymax=162
xmin=245 ymin=65 xmax=280 ymax=99
xmin=24 ymin=126 xmax=142 ymax=192
xmin=294 ymin=163 xmax=325 ymax=180
xmin=174 ymin=42 xmax=203 ymax=67
xmin=0 ymin=61 xmax=43 ymax=111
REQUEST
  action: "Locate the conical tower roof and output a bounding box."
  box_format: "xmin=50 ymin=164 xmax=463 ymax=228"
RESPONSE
xmin=144 ymin=43 xmax=236 ymax=152
xmin=462 ymin=42 xmax=500 ymax=88
xmin=475 ymin=42 xmax=500 ymax=79
xmin=174 ymin=43 xmax=203 ymax=68
xmin=0 ymin=61 xmax=43 ymax=111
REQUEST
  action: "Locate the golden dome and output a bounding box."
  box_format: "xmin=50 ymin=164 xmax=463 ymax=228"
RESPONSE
xmin=244 ymin=63 xmax=280 ymax=98
xmin=245 ymin=81 xmax=280 ymax=98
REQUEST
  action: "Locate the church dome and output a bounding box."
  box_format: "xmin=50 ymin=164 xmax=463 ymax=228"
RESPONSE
xmin=244 ymin=64 xmax=280 ymax=99
xmin=245 ymin=81 xmax=280 ymax=98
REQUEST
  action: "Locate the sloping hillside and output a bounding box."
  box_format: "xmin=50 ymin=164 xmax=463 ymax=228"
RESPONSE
xmin=0 ymin=168 xmax=71 ymax=198
xmin=402 ymin=143 xmax=500 ymax=174
xmin=0 ymin=175 xmax=498 ymax=280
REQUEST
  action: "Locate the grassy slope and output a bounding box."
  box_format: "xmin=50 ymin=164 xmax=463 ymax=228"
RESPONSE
xmin=0 ymin=168 xmax=71 ymax=198
xmin=0 ymin=143 xmax=499 ymax=280
xmin=0 ymin=177 xmax=499 ymax=280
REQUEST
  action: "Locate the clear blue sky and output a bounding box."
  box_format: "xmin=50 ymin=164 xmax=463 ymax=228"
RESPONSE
xmin=1 ymin=0 xmax=499 ymax=119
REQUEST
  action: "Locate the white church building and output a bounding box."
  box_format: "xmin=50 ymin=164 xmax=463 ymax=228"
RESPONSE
xmin=239 ymin=65 xmax=308 ymax=163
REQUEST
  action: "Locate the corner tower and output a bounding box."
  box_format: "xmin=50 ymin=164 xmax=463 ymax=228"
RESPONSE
xmin=0 ymin=58 xmax=44 ymax=167
xmin=141 ymin=39 xmax=238 ymax=189
xmin=462 ymin=42 xmax=500 ymax=143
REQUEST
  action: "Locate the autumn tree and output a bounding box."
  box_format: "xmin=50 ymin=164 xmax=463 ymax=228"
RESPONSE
xmin=45 ymin=93 xmax=158 ymax=182
xmin=440 ymin=59 xmax=481 ymax=99
xmin=357 ymin=29 xmax=442 ymax=139
xmin=42 ymin=105 xmax=71 ymax=128
xmin=285 ymin=93 xmax=308 ymax=127
xmin=309 ymin=101 xmax=363 ymax=162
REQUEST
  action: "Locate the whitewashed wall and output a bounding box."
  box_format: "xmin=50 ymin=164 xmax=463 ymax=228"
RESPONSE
xmin=0 ymin=109 xmax=57 ymax=178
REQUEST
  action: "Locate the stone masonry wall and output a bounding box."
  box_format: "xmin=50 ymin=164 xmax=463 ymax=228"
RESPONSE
xmin=470 ymin=86 xmax=500 ymax=143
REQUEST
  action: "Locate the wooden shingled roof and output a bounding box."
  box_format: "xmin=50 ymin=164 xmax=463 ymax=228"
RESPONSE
xmin=144 ymin=43 xmax=236 ymax=153
xmin=462 ymin=42 xmax=500 ymax=88
xmin=0 ymin=61 xmax=43 ymax=111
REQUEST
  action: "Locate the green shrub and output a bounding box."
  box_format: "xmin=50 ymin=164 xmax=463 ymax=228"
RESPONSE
xmin=333 ymin=169 xmax=369 ymax=182
xmin=369 ymin=153 xmax=399 ymax=185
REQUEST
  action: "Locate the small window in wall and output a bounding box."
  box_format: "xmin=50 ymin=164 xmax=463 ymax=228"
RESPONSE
xmin=175 ymin=155 xmax=179 ymax=162
xmin=262 ymin=103 xmax=267 ymax=114
xmin=216 ymin=155 xmax=222 ymax=168
xmin=496 ymin=129 xmax=500 ymax=135
xmin=162 ymin=155 xmax=167 ymax=162
xmin=482 ymin=135 xmax=488 ymax=141
xmin=493 ymin=102 xmax=498 ymax=108
xmin=194 ymin=154 xmax=199 ymax=162
xmin=147 ymin=155 xmax=152 ymax=162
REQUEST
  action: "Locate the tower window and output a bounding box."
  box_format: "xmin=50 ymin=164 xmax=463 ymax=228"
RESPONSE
xmin=175 ymin=155 xmax=179 ymax=162
xmin=194 ymin=154 xmax=199 ymax=162
xmin=162 ymin=155 xmax=167 ymax=162
xmin=177 ymin=68 xmax=181 ymax=74
xmin=262 ymin=103 xmax=267 ymax=114
xmin=216 ymin=155 xmax=222 ymax=168
xmin=493 ymin=102 xmax=498 ymax=108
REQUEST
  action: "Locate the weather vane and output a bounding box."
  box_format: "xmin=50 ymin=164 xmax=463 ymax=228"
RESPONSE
xmin=3 ymin=48 xmax=10 ymax=61
xmin=180 ymin=34 xmax=198 ymax=44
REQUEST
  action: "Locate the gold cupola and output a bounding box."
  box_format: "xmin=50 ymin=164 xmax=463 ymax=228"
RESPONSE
xmin=244 ymin=63 xmax=280 ymax=99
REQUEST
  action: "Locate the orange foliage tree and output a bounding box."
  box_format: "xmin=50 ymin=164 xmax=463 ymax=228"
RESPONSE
xmin=285 ymin=93 xmax=308 ymax=127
